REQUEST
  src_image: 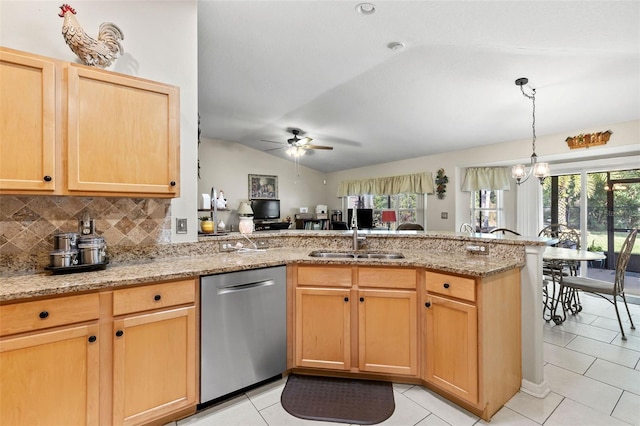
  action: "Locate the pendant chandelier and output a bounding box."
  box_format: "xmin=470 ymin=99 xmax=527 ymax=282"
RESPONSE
xmin=511 ymin=77 xmax=550 ymax=185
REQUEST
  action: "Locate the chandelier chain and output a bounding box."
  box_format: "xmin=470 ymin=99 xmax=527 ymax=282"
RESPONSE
xmin=520 ymin=85 xmax=536 ymax=155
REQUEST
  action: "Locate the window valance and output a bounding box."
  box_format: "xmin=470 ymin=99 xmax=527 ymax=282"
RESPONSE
xmin=460 ymin=167 xmax=511 ymax=191
xmin=337 ymin=172 xmax=434 ymax=196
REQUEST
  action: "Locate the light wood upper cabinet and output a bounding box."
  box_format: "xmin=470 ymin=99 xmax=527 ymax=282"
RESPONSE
xmin=0 ymin=49 xmax=57 ymax=192
xmin=67 ymin=65 xmax=180 ymax=197
xmin=0 ymin=47 xmax=180 ymax=198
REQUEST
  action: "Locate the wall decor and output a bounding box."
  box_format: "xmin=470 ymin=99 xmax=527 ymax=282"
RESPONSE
xmin=565 ymin=130 xmax=612 ymax=150
xmin=435 ymin=168 xmax=448 ymax=199
xmin=249 ymin=174 xmax=278 ymax=199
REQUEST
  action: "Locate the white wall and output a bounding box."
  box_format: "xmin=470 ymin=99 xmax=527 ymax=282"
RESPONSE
xmin=0 ymin=0 xmax=198 ymax=242
xmin=326 ymin=119 xmax=639 ymax=232
xmin=198 ymin=138 xmax=329 ymax=229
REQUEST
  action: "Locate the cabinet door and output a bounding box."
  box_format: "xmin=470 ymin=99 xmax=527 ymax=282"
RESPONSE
xmin=0 ymin=49 xmax=57 ymax=192
xmin=295 ymin=287 xmax=351 ymax=370
xmin=0 ymin=324 xmax=99 ymax=425
xmin=358 ymin=289 xmax=417 ymax=376
xmin=424 ymin=294 xmax=478 ymax=404
xmin=66 ymin=65 xmax=180 ymax=197
xmin=113 ymin=306 xmax=196 ymax=426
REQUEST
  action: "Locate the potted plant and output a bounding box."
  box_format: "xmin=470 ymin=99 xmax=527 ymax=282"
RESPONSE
xmin=587 ymin=240 xmax=604 ymax=253
xmin=199 ymin=216 xmax=214 ymax=233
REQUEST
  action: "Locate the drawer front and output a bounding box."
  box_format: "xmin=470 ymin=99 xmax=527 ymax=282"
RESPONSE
xmin=358 ymin=267 xmax=417 ymax=289
xmin=297 ymin=266 xmax=352 ymax=287
xmin=113 ymin=279 xmax=196 ymax=316
xmin=0 ymin=293 xmax=100 ymax=336
xmin=425 ymin=271 xmax=476 ymax=302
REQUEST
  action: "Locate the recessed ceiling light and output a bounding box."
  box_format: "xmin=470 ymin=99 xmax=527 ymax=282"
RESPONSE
xmin=387 ymin=42 xmax=405 ymax=51
xmin=356 ymin=3 xmax=376 ymax=15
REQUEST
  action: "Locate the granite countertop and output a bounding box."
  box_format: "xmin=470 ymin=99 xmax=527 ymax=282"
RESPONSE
xmin=0 ymin=247 xmax=524 ymax=302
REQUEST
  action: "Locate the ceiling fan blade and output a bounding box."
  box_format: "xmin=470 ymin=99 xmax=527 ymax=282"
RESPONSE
xmin=304 ymin=144 xmax=333 ymax=150
xmin=264 ymin=146 xmax=285 ymax=152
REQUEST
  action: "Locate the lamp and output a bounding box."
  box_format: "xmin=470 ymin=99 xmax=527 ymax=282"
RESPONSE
xmin=237 ymin=202 xmax=254 ymax=234
xmin=381 ymin=210 xmax=397 ymax=230
xmin=511 ymin=77 xmax=550 ymax=185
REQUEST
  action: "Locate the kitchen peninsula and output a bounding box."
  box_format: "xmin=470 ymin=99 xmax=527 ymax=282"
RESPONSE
xmin=0 ymin=231 xmax=550 ymax=424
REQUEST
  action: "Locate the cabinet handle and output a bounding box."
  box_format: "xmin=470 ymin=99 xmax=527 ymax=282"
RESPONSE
xmin=39 ymin=311 xmax=49 ymax=319
xmin=154 ymin=294 xmax=161 ymax=301
xmin=425 ymin=302 xmax=431 ymax=308
xmin=170 ymin=181 xmax=176 ymax=186
xmin=344 ymin=297 xmax=349 ymax=302
xmin=359 ymin=297 xmax=364 ymax=302
xmin=43 ymin=175 xmax=52 ymax=182
xmin=115 ymin=330 xmax=124 ymax=337
xmin=443 ymin=283 xmax=450 ymax=289
xmin=88 ymin=335 xmax=97 ymax=343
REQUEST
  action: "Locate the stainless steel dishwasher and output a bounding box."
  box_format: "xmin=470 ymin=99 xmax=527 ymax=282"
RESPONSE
xmin=200 ymin=266 xmax=286 ymax=404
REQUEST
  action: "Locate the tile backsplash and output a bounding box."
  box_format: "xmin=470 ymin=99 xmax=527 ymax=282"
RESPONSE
xmin=0 ymin=196 xmax=171 ymax=272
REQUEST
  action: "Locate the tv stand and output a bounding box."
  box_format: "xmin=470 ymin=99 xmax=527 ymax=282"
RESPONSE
xmin=254 ymin=220 xmax=291 ymax=231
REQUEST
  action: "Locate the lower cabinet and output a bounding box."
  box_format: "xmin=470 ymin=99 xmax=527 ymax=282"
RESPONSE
xmin=292 ymin=265 xmax=418 ymax=377
xmin=0 ymin=278 xmax=197 ymax=426
xmin=0 ymin=293 xmax=101 ymax=425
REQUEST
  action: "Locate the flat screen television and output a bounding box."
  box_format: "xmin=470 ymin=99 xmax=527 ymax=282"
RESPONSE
xmin=347 ymin=208 xmax=373 ymax=229
xmin=251 ymin=199 xmax=280 ymax=220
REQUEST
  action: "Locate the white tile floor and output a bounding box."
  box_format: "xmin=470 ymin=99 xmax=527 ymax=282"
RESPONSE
xmin=172 ymin=294 xmax=640 ymax=426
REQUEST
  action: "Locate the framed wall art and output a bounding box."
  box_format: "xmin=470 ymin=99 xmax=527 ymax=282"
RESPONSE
xmin=248 ymin=174 xmax=278 ymax=199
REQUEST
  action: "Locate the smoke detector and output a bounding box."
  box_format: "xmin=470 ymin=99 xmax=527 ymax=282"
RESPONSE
xmin=356 ymin=3 xmax=376 ymax=15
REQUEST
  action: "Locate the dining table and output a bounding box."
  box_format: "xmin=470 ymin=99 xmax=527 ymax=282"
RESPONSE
xmin=542 ymin=247 xmax=607 ymax=324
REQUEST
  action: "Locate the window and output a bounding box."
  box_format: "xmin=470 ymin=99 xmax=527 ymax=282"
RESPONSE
xmin=470 ymin=190 xmax=503 ymax=232
xmin=346 ymin=194 xmax=421 ymax=229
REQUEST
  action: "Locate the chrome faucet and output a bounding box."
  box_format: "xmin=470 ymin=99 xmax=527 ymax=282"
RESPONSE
xmin=351 ymin=206 xmax=366 ymax=250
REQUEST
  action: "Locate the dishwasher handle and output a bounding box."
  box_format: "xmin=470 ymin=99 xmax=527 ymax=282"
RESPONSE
xmin=216 ymin=279 xmax=275 ymax=295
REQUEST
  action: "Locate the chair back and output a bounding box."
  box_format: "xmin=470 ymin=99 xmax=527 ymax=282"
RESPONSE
xmin=460 ymin=223 xmax=475 ymax=233
xmin=397 ymin=223 xmax=424 ymax=230
xmin=614 ymin=229 xmax=637 ymax=294
xmin=490 ymin=227 xmax=521 ymax=236
xmin=538 ymin=224 xmax=580 ymax=249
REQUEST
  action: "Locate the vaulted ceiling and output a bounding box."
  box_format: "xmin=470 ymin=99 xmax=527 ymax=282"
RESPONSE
xmin=198 ymin=1 xmax=640 ymax=173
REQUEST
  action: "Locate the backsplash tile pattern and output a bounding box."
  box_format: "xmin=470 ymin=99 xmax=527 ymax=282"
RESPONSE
xmin=0 ymin=196 xmax=171 ymax=271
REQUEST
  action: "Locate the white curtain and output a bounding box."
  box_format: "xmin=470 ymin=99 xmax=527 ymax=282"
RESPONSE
xmin=336 ymin=172 xmax=434 ymax=196
xmin=460 ymin=167 xmax=511 ymax=191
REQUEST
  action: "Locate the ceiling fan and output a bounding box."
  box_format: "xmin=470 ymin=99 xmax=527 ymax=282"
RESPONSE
xmin=261 ymin=129 xmax=334 ymax=156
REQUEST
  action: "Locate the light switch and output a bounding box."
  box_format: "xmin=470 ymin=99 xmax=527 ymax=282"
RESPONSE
xmin=176 ymin=218 xmax=188 ymax=233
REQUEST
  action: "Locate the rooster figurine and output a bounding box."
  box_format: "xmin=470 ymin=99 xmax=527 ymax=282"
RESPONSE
xmin=59 ymin=4 xmax=124 ymax=68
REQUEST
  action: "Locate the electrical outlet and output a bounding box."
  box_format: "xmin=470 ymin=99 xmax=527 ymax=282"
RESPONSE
xmin=441 ymin=212 xmax=448 ymax=219
xmin=466 ymin=244 xmax=489 ymax=255
xmin=256 ymin=240 xmax=269 ymax=249
xmin=176 ymin=218 xmax=187 ymax=234
xmin=219 ymin=242 xmax=237 ymax=252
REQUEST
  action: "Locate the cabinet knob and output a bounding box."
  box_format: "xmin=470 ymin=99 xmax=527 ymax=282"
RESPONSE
xmin=359 ymin=297 xmax=364 ymax=302
xmin=443 ymin=283 xmax=450 ymax=289
xmin=425 ymin=302 xmax=431 ymax=308
xmin=170 ymin=181 xmax=176 ymax=186
xmin=154 ymin=294 xmax=161 ymax=301
xmin=344 ymin=297 xmax=349 ymax=302
xmin=115 ymin=330 xmax=124 ymax=337
xmin=88 ymin=335 xmax=97 ymax=343
xmin=43 ymin=175 xmax=52 ymax=182
xmin=39 ymin=311 xmax=49 ymax=319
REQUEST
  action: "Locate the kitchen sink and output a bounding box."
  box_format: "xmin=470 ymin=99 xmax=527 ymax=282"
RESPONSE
xmin=308 ymin=251 xmax=404 ymax=259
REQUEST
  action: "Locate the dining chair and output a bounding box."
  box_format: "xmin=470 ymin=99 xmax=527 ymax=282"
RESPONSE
xmin=489 ymin=227 xmax=521 ymax=236
xmin=397 ymin=223 xmax=424 ymax=230
xmin=559 ymin=229 xmax=637 ymax=340
xmin=459 ymin=223 xmax=475 ymax=233
xmin=538 ymin=224 xmax=582 ymax=320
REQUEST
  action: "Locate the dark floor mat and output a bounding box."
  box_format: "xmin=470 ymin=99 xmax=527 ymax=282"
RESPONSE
xmin=281 ymin=374 xmax=395 ymax=425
